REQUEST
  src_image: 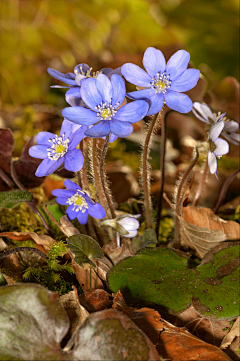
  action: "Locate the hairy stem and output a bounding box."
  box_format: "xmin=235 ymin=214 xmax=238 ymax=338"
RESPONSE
xmin=173 ymin=147 xmax=200 ymax=244
xmin=100 ymin=136 xmax=116 ymax=219
xmin=0 ymin=247 xmax=47 ymax=260
xmin=193 ymin=158 xmax=209 ymax=207
xmin=155 ymin=110 xmax=167 ymax=238
xmin=10 ymin=161 xmax=51 ymax=233
xmin=142 ymin=112 xmax=160 ymax=229
xmin=80 ymin=139 xmax=90 ymax=191
xmin=214 ymin=167 xmax=240 ymax=214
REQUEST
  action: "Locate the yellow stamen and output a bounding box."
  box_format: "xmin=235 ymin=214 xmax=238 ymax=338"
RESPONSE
xmin=55 ymin=144 xmax=65 ymax=153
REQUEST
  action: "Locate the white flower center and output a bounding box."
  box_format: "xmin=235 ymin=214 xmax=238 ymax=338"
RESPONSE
xmin=150 ymin=72 xmax=171 ymax=94
xmin=47 ymin=134 xmax=70 ymax=161
xmin=66 ymin=190 xmax=89 ymax=213
xmin=96 ymin=101 xmax=119 ymax=121
xmin=74 ymin=66 xmax=102 ymax=85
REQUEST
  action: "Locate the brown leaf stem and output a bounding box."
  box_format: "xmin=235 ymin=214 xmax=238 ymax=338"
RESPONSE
xmin=213 ymin=167 xmax=240 ymax=214
xmin=0 ymin=167 xmax=15 ymax=188
xmin=193 ymin=158 xmax=209 ymax=207
xmin=0 ymin=247 xmax=47 ymax=260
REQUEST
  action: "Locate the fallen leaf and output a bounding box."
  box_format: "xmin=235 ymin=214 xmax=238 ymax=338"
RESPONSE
xmin=59 ymin=215 xmax=80 ymax=237
xmin=91 ymin=256 xmax=113 ymax=281
xmin=79 ymin=289 xmax=112 ymax=312
xmin=0 ymin=238 xmax=23 ymax=283
xmin=220 ymin=317 xmax=240 ymax=350
xmin=112 ymin=291 xmax=232 ymax=361
xmin=70 ymin=309 xmax=160 ymax=360
xmin=74 ymin=263 xmax=104 ymax=292
xmin=60 ymin=290 xmax=89 ymax=342
xmin=180 ymin=206 xmax=240 ymax=258
xmin=0 ymin=231 xmax=55 ymax=253
xmin=103 ymin=237 xmax=134 ymax=265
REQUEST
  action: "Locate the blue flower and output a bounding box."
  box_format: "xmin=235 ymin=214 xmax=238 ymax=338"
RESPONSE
xmin=207 ymin=120 xmax=229 ymax=176
xmin=62 ymin=74 xmax=149 ymax=138
xmin=121 ymin=47 xmax=200 ymax=116
xmin=52 ymin=179 xmax=106 ymax=225
xmin=29 ymin=120 xmax=87 ymax=177
xmin=193 ymin=102 xmax=240 ymax=145
xmin=48 ymin=64 xmax=122 ymax=107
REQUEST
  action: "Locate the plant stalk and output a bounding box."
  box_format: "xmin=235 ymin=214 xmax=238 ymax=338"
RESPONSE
xmin=0 ymin=247 xmax=47 ymax=260
xmin=193 ymin=157 xmax=209 ymax=207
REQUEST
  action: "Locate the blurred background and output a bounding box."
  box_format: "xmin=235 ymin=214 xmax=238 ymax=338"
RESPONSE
xmin=0 ymin=0 xmax=239 ymax=212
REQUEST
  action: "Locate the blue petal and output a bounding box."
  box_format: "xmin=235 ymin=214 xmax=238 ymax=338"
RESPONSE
xmin=170 ymin=69 xmax=200 ymax=92
xmin=47 ymin=68 xmax=76 ymax=86
xmin=166 ymin=50 xmax=190 ymax=81
xmin=84 ymin=121 xmax=110 ymax=138
xmin=209 ymin=120 xmax=224 ymax=141
xmin=164 ymin=90 xmax=192 ymax=113
xmin=60 ymin=119 xmax=74 ymax=139
xmin=100 ymin=67 xmax=114 ymax=76
xmin=146 ymin=93 xmax=164 ymax=116
xmin=66 ymin=205 xmax=77 ymax=220
xmin=35 ymin=158 xmax=63 ymax=177
xmin=55 ymin=197 xmax=70 ymax=205
xmin=52 ymin=189 xmax=75 ymax=198
xmin=121 ymin=64 xmax=152 ymax=87
xmin=114 ymin=100 xmax=149 ymax=123
xmin=77 ymin=210 xmax=89 ymax=225
xmin=126 ymin=88 xmax=155 ymax=100
xmin=109 ymin=133 xmax=118 ymax=143
xmin=111 ymin=74 xmax=126 ymax=106
xmin=81 ymin=78 xmax=102 ymax=110
xmin=106 ymin=67 xmax=122 ymax=77
xmin=62 ymin=106 xmax=98 ymax=126
xmin=68 ymin=126 xmax=87 ymax=150
xmin=110 ymin=120 xmax=133 ymax=137
xmin=192 ymin=102 xmax=213 ymax=123
xmin=96 ymin=74 xmax=112 ymax=103
xmin=64 ymin=149 xmax=84 ymax=172
xmin=36 ymin=132 xmax=55 ymax=144
xmin=74 ymin=63 xmax=90 ymax=74
xmin=88 ymin=202 xmax=106 ymax=219
xmin=214 ymin=138 xmax=229 ymax=156
xmin=65 ymin=88 xmax=82 ymax=107
xmin=208 ymin=152 xmax=217 ymax=175
xmin=143 ymin=47 xmax=166 ymax=77
xmin=64 ymin=179 xmax=81 ymax=192
xmin=29 ymin=145 xmax=48 ymax=159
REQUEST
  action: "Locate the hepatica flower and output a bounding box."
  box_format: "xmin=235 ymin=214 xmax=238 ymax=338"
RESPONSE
xmin=193 ymin=102 xmax=240 ymax=145
xmin=62 ymin=74 xmax=149 ymax=138
xmin=52 ymin=179 xmax=106 ymax=225
xmin=207 ymin=120 xmax=229 ymax=176
xmin=29 ymin=120 xmax=87 ymax=177
xmin=48 ymin=64 xmax=121 ymax=107
xmin=121 ymin=47 xmax=200 ymax=116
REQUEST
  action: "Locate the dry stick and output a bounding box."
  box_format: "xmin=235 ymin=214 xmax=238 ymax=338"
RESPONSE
xmin=10 ymin=161 xmax=51 ymax=233
xmin=155 ymin=109 xmax=167 ymax=238
xmin=142 ymin=112 xmax=160 ymax=229
xmin=99 ymin=136 xmax=116 ymax=219
xmin=193 ymin=158 xmax=209 ymax=207
xmin=0 ymin=247 xmax=47 ymax=260
xmin=213 ymin=167 xmax=240 ymax=214
xmin=0 ymin=167 xmax=15 ymax=188
xmin=173 ymin=147 xmax=200 ymax=244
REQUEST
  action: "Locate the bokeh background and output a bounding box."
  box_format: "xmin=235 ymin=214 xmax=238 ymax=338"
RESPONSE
xmin=0 ymin=0 xmax=239 ymax=107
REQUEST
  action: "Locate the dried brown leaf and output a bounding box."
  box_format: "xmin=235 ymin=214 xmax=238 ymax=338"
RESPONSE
xmin=79 ymin=289 xmax=112 ymax=312
xmin=220 ymin=317 xmax=240 ymax=350
xmin=59 ymin=215 xmax=80 ymax=237
xmin=103 ymin=237 xmax=134 ymax=265
xmin=0 ymin=231 xmax=55 ymax=253
xmin=74 ymin=263 xmax=104 ymax=292
xmin=92 ymin=256 xmax=113 ymax=281
xmin=180 ymin=206 xmax=240 ymax=258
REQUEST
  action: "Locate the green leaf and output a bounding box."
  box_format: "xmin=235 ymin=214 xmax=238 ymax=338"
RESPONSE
xmin=0 ymin=272 xmax=7 ymax=286
xmin=0 ymin=189 xmax=33 ymax=209
xmin=46 ymin=204 xmax=65 ymax=222
xmin=107 ymin=242 xmax=240 ymax=320
xmin=0 ymin=283 xmax=69 ymax=360
xmin=68 ymin=234 xmax=104 ymax=268
xmin=131 ymin=229 xmax=157 ymax=252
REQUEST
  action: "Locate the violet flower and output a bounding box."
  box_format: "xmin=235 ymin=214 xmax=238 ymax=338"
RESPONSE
xmin=121 ymin=47 xmax=200 ymax=115
xmin=29 ymin=120 xmax=87 ymax=177
xmin=62 ymin=74 xmax=149 ymax=138
xmin=193 ymin=102 xmax=240 ymax=145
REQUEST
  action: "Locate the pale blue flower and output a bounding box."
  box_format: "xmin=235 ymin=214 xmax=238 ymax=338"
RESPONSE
xmin=208 ymin=120 xmax=229 ymax=176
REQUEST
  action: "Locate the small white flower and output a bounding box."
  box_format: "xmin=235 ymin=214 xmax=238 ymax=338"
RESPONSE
xmin=208 ymin=120 xmax=229 ymax=177
xmin=193 ymin=102 xmax=240 ymax=145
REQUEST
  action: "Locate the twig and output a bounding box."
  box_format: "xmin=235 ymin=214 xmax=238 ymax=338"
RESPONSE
xmin=0 ymin=247 xmax=47 ymax=260
xmin=0 ymin=167 xmax=15 ymax=188
xmin=214 ymin=168 xmax=240 ymax=214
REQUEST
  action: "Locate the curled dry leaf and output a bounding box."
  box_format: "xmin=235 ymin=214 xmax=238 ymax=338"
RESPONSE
xmin=0 ymin=231 xmax=55 ymax=254
xmin=79 ymin=289 xmax=112 ymax=312
xmin=103 ymin=237 xmax=134 ymax=265
xmin=59 ymin=215 xmax=80 ymax=237
xmin=220 ymin=316 xmax=240 ymax=350
xmin=60 ymin=289 xmax=89 ymax=342
xmin=180 ymin=206 xmax=240 ymax=258
xmin=0 ymin=238 xmax=23 ymax=283
xmin=112 ymin=292 xmax=232 ymax=361
xmin=74 ymin=263 xmax=104 ymax=292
